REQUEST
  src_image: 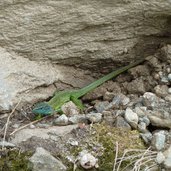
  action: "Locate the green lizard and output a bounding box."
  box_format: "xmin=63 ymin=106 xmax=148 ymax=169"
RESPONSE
xmin=32 ymin=58 xmax=145 ymax=116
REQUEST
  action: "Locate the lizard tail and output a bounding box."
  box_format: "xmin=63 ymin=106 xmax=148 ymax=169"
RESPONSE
xmin=76 ymin=57 xmax=146 ymax=98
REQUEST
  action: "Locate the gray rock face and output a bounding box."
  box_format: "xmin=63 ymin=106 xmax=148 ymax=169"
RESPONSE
xmin=0 ymin=0 xmax=171 ymax=69
xmin=0 ymin=47 xmax=94 ymax=112
xmin=0 ymin=0 xmax=171 ymax=111
xmin=10 ymin=125 xmax=78 ymax=145
xmin=0 ymin=47 xmax=57 ymax=112
xmin=29 ymin=147 xmax=66 ymax=171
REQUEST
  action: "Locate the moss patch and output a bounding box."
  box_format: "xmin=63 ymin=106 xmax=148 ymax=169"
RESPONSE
xmin=92 ymin=123 xmax=145 ymax=170
xmin=0 ymin=149 xmax=32 ymax=171
xmin=65 ymin=123 xmax=146 ymax=171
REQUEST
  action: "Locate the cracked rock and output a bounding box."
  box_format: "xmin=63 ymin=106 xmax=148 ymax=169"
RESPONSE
xmin=29 ymin=147 xmax=66 ymax=171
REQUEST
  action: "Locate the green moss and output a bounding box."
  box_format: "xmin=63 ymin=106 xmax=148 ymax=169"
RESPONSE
xmin=0 ymin=149 xmax=32 ymax=171
xmin=92 ymin=123 xmax=146 ymax=170
xmin=65 ymin=123 xmax=146 ymax=171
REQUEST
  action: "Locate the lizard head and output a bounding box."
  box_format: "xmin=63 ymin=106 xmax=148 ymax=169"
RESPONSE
xmin=32 ymin=102 xmax=54 ymax=116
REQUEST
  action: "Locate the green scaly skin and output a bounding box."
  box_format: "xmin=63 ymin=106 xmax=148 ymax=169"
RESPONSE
xmin=32 ymin=58 xmax=145 ymax=116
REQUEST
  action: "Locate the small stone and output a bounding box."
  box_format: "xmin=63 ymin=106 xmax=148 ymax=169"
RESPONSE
xmin=79 ymin=151 xmax=98 ymax=170
xmin=29 ymin=147 xmax=66 ymax=171
xmin=104 ymin=81 xmax=121 ymax=93
xmin=68 ymin=114 xmax=86 ymax=124
xmin=143 ymin=92 xmax=158 ymax=107
xmin=36 ymin=123 xmax=51 ymax=128
xmin=166 ymin=67 xmax=171 ymax=73
xmin=165 ymin=94 xmax=171 ymax=102
xmin=114 ymin=110 xmax=125 ymax=117
xmin=29 ymin=124 xmax=36 ymax=129
xmin=102 ymin=111 xmax=114 ymax=125
xmin=107 ymin=94 xmax=130 ymax=110
xmin=141 ymin=116 xmax=150 ymax=126
xmin=156 ymin=152 xmax=165 ymax=164
xmin=151 ymin=131 xmax=166 ymax=151
xmin=86 ymin=113 xmax=102 ymax=123
xmin=143 ymin=92 xmax=165 ymax=108
xmin=12 ymin=123 xmax=20 ymax=129
xmin=168 ymin=73 xmax=171 ymax=81
xmin=161 ymin=76 xmax=169 ymax=83
xmin=94 ymin=101 xmax=109 ymax=113
xmin=153 ymin=73 xmax=160 ymax=80
xmin=61 ymin=101 xmax=80 ymax=116
xmin=168 ymin=88 xmax=171 ymax=94
xmin=0 ymin=141 xmax=15 ymax=148
xmin=67 ymin=138 xmax=78 ymax=146
xmin=125 ymin=79 xmax=147 ymax=94
xmin=138 ymin=122 xmax=147 ymax=133
xmin=103 ymin=91 xmax=115 ymax=101
xmin=134 ymin=106 xmax=147 ymax=117
xmin=124 ymin=108 xmax=139 ymax=129
xmin=128 ymin=64 xmax=150 ymax=78
xmin=148 ymin=114 xmax=171 ymax=128
xmin=113 ymin=94 xmax=130 ymax=106
xmin=161 ymin=44 xmax=171 ymax=61
xmin=158 ymin=71 xmax=163 ymax=78
xmin=53 ymin=114 xmax=69 ymax=126
xmin=146 ymin=56 xmax=160 ymax=69
xmin=143 ymin=92 xmax=156 ymax=99
xmin=140 ymin=132 xmax=152 ymax=144
xmin=163 ymin=145 xmax=171 ymax=169
xmin=114 ymin=116 xmax=131 ymax=129
xmin=154 ymin=85 xmax=168 ymax=98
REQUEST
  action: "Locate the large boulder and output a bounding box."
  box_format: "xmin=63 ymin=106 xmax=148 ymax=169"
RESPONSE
xmin=0 ymin=47 xmax=93 ymax=112
xmin=0 ymin=0 xmax=171 ymax=69
xmin=0 ymin=0 xmax=171 ymax=111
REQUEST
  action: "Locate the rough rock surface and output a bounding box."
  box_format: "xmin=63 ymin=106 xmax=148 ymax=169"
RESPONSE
xmin=10 ymin=125 xmax=78 ymax=145
xmin=29 ymin=147 xmax=66 ymax=171
xmin=0 ymin=0 xmax=171 ymax=111
xmin=0 ymin=47 xmax=94 ymax=112
xmin=163 ymin=145 xmax=171 ymax=170
xmin=0 ymin=0 xmax=171 ymax=69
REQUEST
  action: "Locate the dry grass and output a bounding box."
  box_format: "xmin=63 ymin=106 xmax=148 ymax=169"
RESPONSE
xmin=113 ymin=146 xmax=158 ymax=171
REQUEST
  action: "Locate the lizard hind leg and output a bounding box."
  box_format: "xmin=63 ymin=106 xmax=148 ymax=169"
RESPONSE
xmin=70 ymin=96 xmax=84 ymax=112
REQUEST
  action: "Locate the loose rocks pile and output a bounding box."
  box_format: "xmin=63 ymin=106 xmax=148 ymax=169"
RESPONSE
xmin=48 ymin=46 xmax=171 ymax=170
xmin=4 ymin=45 xmax=171 ymax=170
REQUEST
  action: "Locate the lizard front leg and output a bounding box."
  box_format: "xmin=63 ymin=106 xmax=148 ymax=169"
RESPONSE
xmin=70 ymin=96 xmax=84 ymax=112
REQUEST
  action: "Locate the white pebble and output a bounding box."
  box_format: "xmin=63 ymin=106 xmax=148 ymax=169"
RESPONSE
xmin=168 ymin=88 xmax=171 ymax=94
xmin=168 ymin=73 xmax=171 ymax=81
xmin=79 ymin=152 xmax=98 ymax=169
